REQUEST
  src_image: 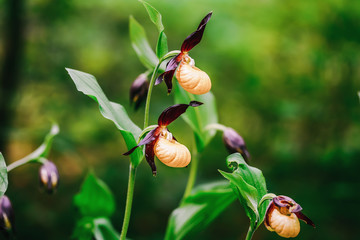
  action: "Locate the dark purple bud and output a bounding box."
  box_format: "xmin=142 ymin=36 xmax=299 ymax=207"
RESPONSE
xmin=39 ymin=160 xmax=59 ymax=194
xmin=130 ymin=73 xmax=149 ymax=110
xmin=0 ymin=195 xmax=14 ymax=235
xmin=181 ymin=12 xmax=212 ymax=53
xmin=158 ymin=101 xmax=203 ymax=126
xmin=223 ymin=127 xmax=250 ymax=161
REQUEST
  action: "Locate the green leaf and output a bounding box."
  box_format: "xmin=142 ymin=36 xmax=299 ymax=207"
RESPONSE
xmin=74 ymin=172 xmax=115 ymax=218
xmin=72 ymin=217 xmax=94 ymax=240
xmin=219 ymin=153 xmax=268 ymax=236
xmin=66 ymin=68 xmax=143 ymax=167
xmin=73 ymin=217 xmax=119 ymax=240
xmin=93 ymin=218 xmax=119 ymax=240
xmin=156 ymin=31 xmax=168 ymax=58
xmin=173 ymin=82 xmax=218 ymax=151
xmin=140 ymin=0 xmax=164 ymax=32
xmin=0 ymin=153 xmax=8 ymax=197
xmin=129 ymin=16 xmax=158 ymax=69
xmin=165 ymin=181 xmax=236 ymax=240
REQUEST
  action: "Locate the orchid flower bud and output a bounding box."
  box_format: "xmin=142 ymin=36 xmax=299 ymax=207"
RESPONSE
xmin=39 ymin=160 xmax=59 ymax=194
xmin=0 ymin=195 xmax=14 ymax=235
xmin=223 ymin=127 xmax=250 ymax=161
xmin=265 ymin=195 xmax=315 ymax=238
xmin=129 ymin=73 xmax=149 ymax=110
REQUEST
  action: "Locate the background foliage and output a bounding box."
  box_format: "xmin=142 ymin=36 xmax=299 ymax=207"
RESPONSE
xmin=0 ymin=0 xmax=359 ymax=239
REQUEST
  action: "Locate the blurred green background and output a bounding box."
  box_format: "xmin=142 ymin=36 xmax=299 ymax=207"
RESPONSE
xmin=1 ymin=0 xmax=359 ymax=239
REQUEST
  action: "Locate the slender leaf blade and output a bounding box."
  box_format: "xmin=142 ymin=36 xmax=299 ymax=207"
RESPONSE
xmin=129 ymin=16 xmax=158 ymax=69
xmin=140 ymin=0 xmax=164 ymax=32
xmin=74 ymin=172 xmax=115 ymax=218
xmin=165 ymin=181 xmax=236 ymax=240
xmin=173 ymin=82 xmax=218 ymax=151
xmin=0 ymin=153 xmax=8 ymax=197
xmin=66 ymin=68 xmax=143 ymax=166
xmin=156 ymin=31 xmax=168 ymax=58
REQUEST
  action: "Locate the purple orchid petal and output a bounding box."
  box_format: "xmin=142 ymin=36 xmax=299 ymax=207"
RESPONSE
xmin=145 ymin=140 xmax=157 ymax=176
xmin=158 ymin=101 xmax=203 ymax=127
xmin=123 ymin=128 xmax=159 ymax=156
xmin=295 ymin=211 xmax=316 ymax=228
xmin=155 ymin=54 xmax=182 ymax=93
xmin=181 ymin=12 xmax=213 ymax=53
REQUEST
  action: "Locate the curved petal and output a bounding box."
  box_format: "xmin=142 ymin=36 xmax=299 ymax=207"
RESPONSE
xmin=155 ymin=54 xmax=182 ymax=93
xmin=123 ymin=128 xmax=159 ymax=155
xmin=158 ymin=101 xmax=203 ymax=127
xmin=181 ymin=12 xmax=212 ymax=52
xmin=145 ymin=139 xmax=157 ymax=176
xmin=264 ymin=200 xmax=275 ymax=230
xmin=295 ymin=211 xmax=315 ymax=228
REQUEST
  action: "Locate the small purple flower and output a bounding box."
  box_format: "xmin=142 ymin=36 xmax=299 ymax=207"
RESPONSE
xmin=0 ymin=195 xmax=14 ymax=235
xmin=39 ymin=160 xmax=59 ymax=194
xmin=265 ymin=195 xmax=315 ymax=238
xmin=130 ymin=73 xmax=149 ymax=110
xmin=223 ymin=127 xmax=250 ymax=161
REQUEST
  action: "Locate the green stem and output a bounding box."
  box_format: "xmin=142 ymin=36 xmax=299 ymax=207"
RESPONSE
xmin=181 ymin=146 xmax=199 ymax=202
xmin=144 ymin=63 xmax=160 ymax=128
xmin=143 ymin=50 xmax=180 ymax=128
xmin=121 ymin=50 xmax=180 ymax=240
xmin=245 ymin=225 xmax=254 ymax=240
xmin=7 ymin=156 xmax=44 ymax=172
xmin=119 ymin=163 xmax=136 ymax=240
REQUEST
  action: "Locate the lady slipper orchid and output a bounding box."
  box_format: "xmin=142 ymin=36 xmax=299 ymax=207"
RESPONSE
xmin=155 ymin=12 xmax=212 ymax=95
xmin=124 ymin=101 xmax=203 ymax=175
xmin=265 ymin=195 xmax=315 ymax=238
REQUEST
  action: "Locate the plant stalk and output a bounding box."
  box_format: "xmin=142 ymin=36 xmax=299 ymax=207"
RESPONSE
xmin=181 ymin=146 xmax=199 ymax=202
xmin=143 ymin=50 xmax=180 ymax=128
xmin=119 ymin=163 xmax=136 ymax=240
xmin=7 ymin=156 xmax=44 ymax=172
xmin=144 ymin=63 xmax=160 ymax=128
xmin=245 ymin=225 xmax=254 ymax=240
xmin=120 ymin=50 xmax=180 ymax=239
